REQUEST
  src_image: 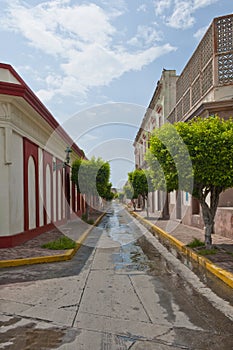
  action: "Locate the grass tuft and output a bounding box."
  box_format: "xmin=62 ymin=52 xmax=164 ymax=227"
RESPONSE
xmin=198 ymin=248 xmax=217 ymax=256
xmin=187 ymin=238 xmax=205 ymax=248
xmin=42 ymin=236 xmax=76 ymax=250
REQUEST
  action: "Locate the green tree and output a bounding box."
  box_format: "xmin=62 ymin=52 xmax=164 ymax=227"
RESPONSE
xmin=123 ymin=183 xmax=134 ymax=200
xmin=72 ymin=157 xmax=112 ymax=218
xmin=96 ymin=161 xmax=114 ymax=200
xmin=128 ymin=168 xmax=153 ymax=217
xmin=118 ymin=192 xmax=124 ymax=202
xmin=146 ymin=116 xmax=233 ymax=247
xmin=71 ymin=157 xmax=82 ymax=193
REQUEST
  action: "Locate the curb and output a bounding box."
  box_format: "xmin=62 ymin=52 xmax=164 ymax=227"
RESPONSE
xmin=0 ymin=212 xmax=106 ymax=268
xmin=130 ymin=210 xmax=233 ymax=289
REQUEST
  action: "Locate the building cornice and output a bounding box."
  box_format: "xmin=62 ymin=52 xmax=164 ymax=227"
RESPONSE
xmin=0 ymin=63 xmax=85 ymax=159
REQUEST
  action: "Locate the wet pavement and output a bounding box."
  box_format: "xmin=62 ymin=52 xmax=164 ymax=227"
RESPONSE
xmin=0 ymin=202 xmax=233 ymax=349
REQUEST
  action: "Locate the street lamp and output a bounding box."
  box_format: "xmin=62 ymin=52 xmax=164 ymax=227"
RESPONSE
xmin=53 ymin=146 xmax=72 ymax=171
xmin=65 ymin=146 xmax=72 ymax=164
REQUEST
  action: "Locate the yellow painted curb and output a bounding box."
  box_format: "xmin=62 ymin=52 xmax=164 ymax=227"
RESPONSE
xmin=0 ymin=212 xmax=106 ymax=268
xmin=130 ymin=211 xmax=233 ymax=289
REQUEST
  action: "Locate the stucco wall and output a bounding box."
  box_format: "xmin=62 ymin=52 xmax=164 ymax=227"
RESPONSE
xmin=215 ymin=208 xmax=233 ymax=239
xmin=0 ymin=127 xmax=10 ymax=235
xmin=9 ymin=131 xmax=24 ymax=234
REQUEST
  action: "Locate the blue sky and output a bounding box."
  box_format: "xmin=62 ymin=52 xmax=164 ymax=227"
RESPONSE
xmin=1 ymin=0 xmax=232 ymax=187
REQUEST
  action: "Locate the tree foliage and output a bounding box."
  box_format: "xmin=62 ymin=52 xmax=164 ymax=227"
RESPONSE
xmin=146 ymin=116 xmax=233 ymax=246
xmin=128 ymin=168 xmax=154 ymax=216
xmin=71 ymin=157 xmax=113 ymax=215
xmin=128 ymin=169 xmax=149 ymax=200
xmin=123 ymin=183 xmax=134 ymax=200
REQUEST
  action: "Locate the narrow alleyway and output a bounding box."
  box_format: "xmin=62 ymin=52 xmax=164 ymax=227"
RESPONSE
xmin=0 ymin=202 xmax=233 ymax=349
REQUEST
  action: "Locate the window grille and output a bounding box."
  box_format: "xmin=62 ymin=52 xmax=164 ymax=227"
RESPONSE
xmin=215 ymin=16 xmax=233 ymax=53
xmin=218 ymin=53 xmax=233 ymax=84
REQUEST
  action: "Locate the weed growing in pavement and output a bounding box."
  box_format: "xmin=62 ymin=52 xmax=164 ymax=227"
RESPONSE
xmin=41 ymin=236 xmax=77 ymax=250
xmin=198 ymin=248 xmax=217 ymax=255
xmin=81 ymin=213 xmax=94 ymax=225
xmin=187 ymin=238 xmax=205 ymax=248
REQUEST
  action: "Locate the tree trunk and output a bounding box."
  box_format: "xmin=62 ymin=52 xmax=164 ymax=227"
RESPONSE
xmin=162 ymin=192 xmax=169 ymax=220
xmin=142 ymin=195 xmax=145 ymax=210
xmin=85 ymin=193 xmax=90 ymax=220
xmin=199 ymin=186 xmax=221 ymax=248
xmin=146 ymin=197 xmax=149 ymax=218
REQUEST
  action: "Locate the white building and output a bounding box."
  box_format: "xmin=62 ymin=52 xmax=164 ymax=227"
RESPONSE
xmin=0 ymin=63 xmax=86 ymax=247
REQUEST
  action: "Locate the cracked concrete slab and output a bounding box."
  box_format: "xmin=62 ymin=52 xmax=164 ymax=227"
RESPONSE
xmin=1 ymin=203 xmax=233 ymax=350
xmin=77 ymin=270 xmax=151 ymax=322
xmin=129 ymin=340 xmax=183 ymax=350
xmin=56 ymin=329 xmax=134 ymax=350
xmin=75 ymin=312 xmax=172 ymax=341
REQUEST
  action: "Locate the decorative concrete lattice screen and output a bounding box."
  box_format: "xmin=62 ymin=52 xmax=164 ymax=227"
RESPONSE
xmin=176 ymin=73 xmax=183 ymax=102
xmin=168 ymin=109 xmax=176 ymax=124
xmin=201 ymin=26 xmax=213 ymax=68
xmin=216 ymin=16 xmax=233 ymax=84
xmin=168 ymin=14 xmax=233 ymax=123
xmin=192 ymin=77 xmax=201 ymax=106
xmin=202 ymin=61 xmax=213 ymax=95
xmin=183 ymin=90 xmax=191 ymax=115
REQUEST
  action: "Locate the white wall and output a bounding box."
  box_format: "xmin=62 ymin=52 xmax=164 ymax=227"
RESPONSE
xmin=0 ymin=127 xmax=10 ymax=235
xmin=38 ymin=148 xmax=44 ymax=227
xmin=58 ymin=171 xmax=62 ymax=220
xmin=46 ymin=164 xmax=52 ymax=224
xmin=28 ymin=156 xmax=36 ymax=229
xmin=170 ymin=191 xmax=176 ymax=204
xmin=10 ymin=132 xmax=24 ymax=234
xmin=53 ymin=158 xmax=56 ymax=222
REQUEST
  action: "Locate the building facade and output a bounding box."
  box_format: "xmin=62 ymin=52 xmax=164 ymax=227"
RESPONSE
xmin=0 ymin=63 xmax=86 ymax=247
xmin=133 ymin=69 xmax=178 ymax=215
xmin=134 ymin=14 xmax=233 ymax=239
xmin=167 ymin=14 xmax=233 ymax=238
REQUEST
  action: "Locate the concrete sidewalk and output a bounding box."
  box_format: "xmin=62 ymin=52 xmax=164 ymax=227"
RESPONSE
xmin=1 ymin=206 xmax=233 ymax=288
xmin=130 ymin=209 xmax=233 ymax=288
xmin=0 ymin=212 xmax=105 ymax=268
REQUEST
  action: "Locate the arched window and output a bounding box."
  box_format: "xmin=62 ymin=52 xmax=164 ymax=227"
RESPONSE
xmin=28 ymin=156 xmax=36 ymax=229
xmin=46 ymin=164 xmax=52 ymax=224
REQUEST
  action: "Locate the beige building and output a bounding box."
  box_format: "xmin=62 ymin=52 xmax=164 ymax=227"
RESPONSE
xmin=0 ymin=63 xmax=86 ymax=247
xmin=167 ymin=14 xmax=233 ymax=238
xmin=133 ymin=69 xmax=178 ymax=216
xmin=134 ymin=14 xmax=233 ymax=239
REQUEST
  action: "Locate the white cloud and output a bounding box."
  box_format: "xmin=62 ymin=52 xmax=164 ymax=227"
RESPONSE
xmin=193 ymin=25 xmax=209 ymax=40
xmin=166 ymin=1 xmax=195 ymax=29
xmin=193 ymin=0 xmax=218 ymax=10
xmin=154 ymin=0 xmax=220 ymax=29
xmin=128 ymin=24 xmax=163 ymax=47
xmin=36 ymin=89 xmax=56 ymax=103
xmin=154 ymin=0 xmax=171 ymax=16
xmin=137 ymin=4 xmax=147 ymax=12
xmin=1 ymin=0 xmax=175 ymax=103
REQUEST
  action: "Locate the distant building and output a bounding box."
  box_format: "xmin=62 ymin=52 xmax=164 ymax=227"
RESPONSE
xmin=133 ymin=69 xmax=178 ymax=214
xmin=0 ymin=63 xmax=86 ymax=247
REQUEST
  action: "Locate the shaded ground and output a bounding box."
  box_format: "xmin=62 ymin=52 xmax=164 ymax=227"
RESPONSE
xmin=138 ymin=213 xmax=233 ymax=274
xmin=0 ymin=210 xmax=102 ymax=260
xmin=0 ymin=203 xmax=233 ymax=350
